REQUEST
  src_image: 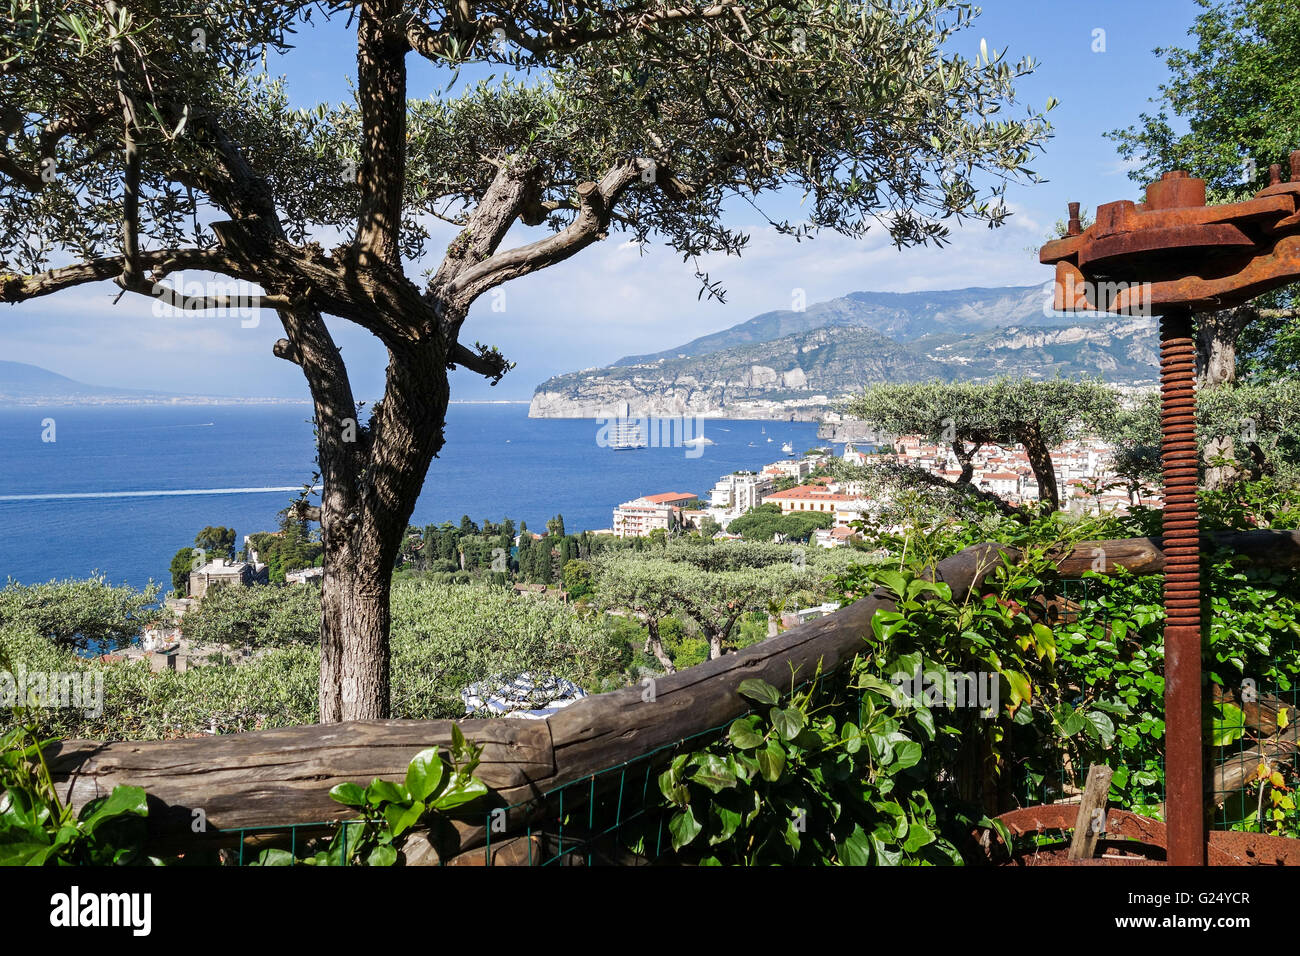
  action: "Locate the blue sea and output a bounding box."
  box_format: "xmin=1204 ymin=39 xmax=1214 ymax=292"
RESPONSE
xmin=0 ymin=404 xmax=828 ymax=592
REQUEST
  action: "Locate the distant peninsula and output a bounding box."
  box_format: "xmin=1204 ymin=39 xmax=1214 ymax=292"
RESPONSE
xmin=530 ymin=284 xmax=1158 ymax=420
xmin=0 ymin=361 xmax=309 ymax=407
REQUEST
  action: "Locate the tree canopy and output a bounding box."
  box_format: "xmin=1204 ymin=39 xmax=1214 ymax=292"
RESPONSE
xmin=1106 ymin=0 xmax=1300 ymax=384
xmin=848 ymin=377 xmax=1117 ymax=511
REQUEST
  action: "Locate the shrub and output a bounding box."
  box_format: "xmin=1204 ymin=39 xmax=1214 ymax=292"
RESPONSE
xmin=0 ymin=579 xmax=633 ymax=739
xmin=181 ymin=583 xmax=321 ymax=650
xmin=0 ymin=576 xmax=160 ymax=654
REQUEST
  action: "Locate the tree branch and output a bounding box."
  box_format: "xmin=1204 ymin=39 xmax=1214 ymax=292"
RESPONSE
xmin=402 ymin=2 xmax=738 ymax=63
xmin=446 ymin=158 xmax=655 ymax=308
xmin=354 ymin=0 xmax=408 ymax=269
xmin=0 ymin=248 xmax=249 ymax=304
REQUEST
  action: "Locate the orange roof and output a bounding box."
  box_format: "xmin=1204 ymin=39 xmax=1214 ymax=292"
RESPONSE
xmin=641 ymin=492 xmax=697 ymax=504
xmin=765 ymin=486 xmax=854 ymax=502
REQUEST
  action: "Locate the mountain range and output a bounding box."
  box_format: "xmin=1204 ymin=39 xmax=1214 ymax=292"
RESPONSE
xmin=529 ymin=285 xmax=1159 ymax=420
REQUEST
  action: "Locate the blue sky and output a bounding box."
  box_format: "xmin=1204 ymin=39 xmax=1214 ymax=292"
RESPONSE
xmin=3 ymin=0 xmax=1204 ymax=401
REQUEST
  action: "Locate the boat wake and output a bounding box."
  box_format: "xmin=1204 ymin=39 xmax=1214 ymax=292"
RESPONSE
xmin=0 ymin=485 xmax=319 ymax=503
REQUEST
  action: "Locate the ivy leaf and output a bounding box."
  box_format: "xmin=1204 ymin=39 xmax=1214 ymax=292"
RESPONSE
xmin=669 ymin=806 xmax=702 ymax=851
xmin=710 ymin=804 xmax=742 ymax=845
xmin=405 ymin=748 xmax=446 ymax=803
xmin=771 ymin=706 xmax=806 ymax=742
xmin=1002 ymin=669 xmax=1032 ymax=708
xmin=689 ymin=754 xmax=737 ymax=794
xmin=903 ymin=823 xmax=934 ymax=853
xmin=757 ymin=740 xmax=787 ymax=782
xmin=384 ymin=801 xmax=425 ymax=838
xmin=1083 ymin=710 xmax=1116 ymax=748
xmin=838 ymin=825 xmax=871 ymax=866
xmin=367 ymin=779 xmax=409 ymax=807
xmin=892 ymin=740 xmax=923 ymax=770
xmin=728 ymin=716 xmax=765 ymax=750
xmin=251 ymin=848 xmax=295 ymax=866
xmin=78 ymin=785 xmax=147 ymax=835
xmin=738 ymin=679 xmax=781 ymax=706
xmin=367 ymin=844 xmax=398 ymax=866
xmin=329 ymin=783 xmax=367 ymax=808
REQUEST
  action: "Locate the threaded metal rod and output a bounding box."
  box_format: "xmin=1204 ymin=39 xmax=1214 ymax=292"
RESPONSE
xmin=1159 ymin=309 xmax=1204 ymax=866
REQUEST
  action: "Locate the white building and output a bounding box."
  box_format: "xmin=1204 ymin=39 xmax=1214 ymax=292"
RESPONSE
xmin=710 ymin=471 xmax=775 ymax=512
xmin=612 ymin=493 xmax=697 ymax=538
xmin=979 ymin=471 xmax=1022 ymax=498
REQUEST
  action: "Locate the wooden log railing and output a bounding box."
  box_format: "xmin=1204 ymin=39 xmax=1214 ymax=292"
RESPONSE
xmin=43 ymin=529 xmax=1300 ymax=857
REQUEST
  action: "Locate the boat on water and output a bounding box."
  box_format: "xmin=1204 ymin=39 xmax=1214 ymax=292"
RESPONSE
xmin=609 ymin=419 xmax=647 ymax=450
xmin=683 ymin=436 xmax=715 ymax=447
xmin=782 ymin=442 xmax=794 ymax=454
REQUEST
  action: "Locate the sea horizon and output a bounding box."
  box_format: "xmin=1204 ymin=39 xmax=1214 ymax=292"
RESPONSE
xmin=0 ymin=404 xmax=833 ymax=592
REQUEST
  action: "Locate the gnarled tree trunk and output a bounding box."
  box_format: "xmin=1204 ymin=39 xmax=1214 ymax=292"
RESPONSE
xmin=644 ymin=619 xmax=676 ymax=674
xmin=1016 ymin=421 xmax=1060 ymax=512
xmin=1197 ymin=307 xmax=1250 ymax=491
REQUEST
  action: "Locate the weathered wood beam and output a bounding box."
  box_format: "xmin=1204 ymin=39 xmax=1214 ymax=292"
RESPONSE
xmin=47 ymin=719 xmax=553 ymax=835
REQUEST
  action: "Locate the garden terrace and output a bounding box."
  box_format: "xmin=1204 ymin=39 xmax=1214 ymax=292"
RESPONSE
xmin=45 ymin=529 xmax=1300 ymax=864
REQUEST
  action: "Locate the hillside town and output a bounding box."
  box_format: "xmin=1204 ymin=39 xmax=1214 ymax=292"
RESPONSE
xmin=609 ymin=431 xmax=1159 ymax=546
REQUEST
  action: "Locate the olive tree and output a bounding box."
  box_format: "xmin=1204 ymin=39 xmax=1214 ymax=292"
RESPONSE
xmin=593 ymin=539 xmax=849 ymax=662
xmin=0 ymin=1 xmax=1051 ymax=719
xmin=594 ymin=551 xmax=818 ymax=661
xmin=1093 ymin=381 xmax=1300 ymax=495
xmin=848 ymin=377 xmax=1118 ymax=512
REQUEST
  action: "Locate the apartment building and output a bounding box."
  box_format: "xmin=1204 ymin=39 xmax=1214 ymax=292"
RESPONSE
xmin=710 ymin=472 xmax=775 ymax=512
xmin=612 ymin=492 xmax=698 ymax=538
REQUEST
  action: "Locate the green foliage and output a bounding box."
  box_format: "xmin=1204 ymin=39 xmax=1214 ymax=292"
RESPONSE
xmin=181 ymin=581 xmax=321 ymax=650
xmin=248 ymin=507 xmax=321 ymax=584
xmin=848 ymin=376 xmax=1118 ymax=512
xmin=659 ymin=617 xmax=708 ymax=671
xmin=727 ymin=503 xmax=833 ymax=542
xmin=0 ymin=575 xmax=159 ymax=653
xmin=561 ymin=559 xmax=594 ymax=602
xmin=658 ymin=672 xmax=960 ymax=865
xmin=1197 ymin=380 xmax=1300 ymax=487
xmin=0 ymin=578 xmax=631 ymax=740
xmin=1105 ymin=0 xmax=1300 ymax=378
xmin=257 ymin=727 xmax=487 ymax=866
xmin=1106 ymin=0 xmax=1299 ymax=202
xmin=695 ymin=515 xmax=723 ymax=539
xmin=0 ymin=645 xmax=156 ymax=865
xmin=592 ymin=542 xmax=827 ymax=659
xmin=1201 ymin=477 xmax=1300 ymax=531
xmin=848 ymin=377 xmax=1116 ymax=451
xmin=0 ymin=733 xmax=152 ymax=865
xmin=194 ymin=526 xmax=236 ymax=561
xmin=390 ymin=580 xmax=632 ymax=716
xmin=169 ymin=546 xmax=197 ymax=595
